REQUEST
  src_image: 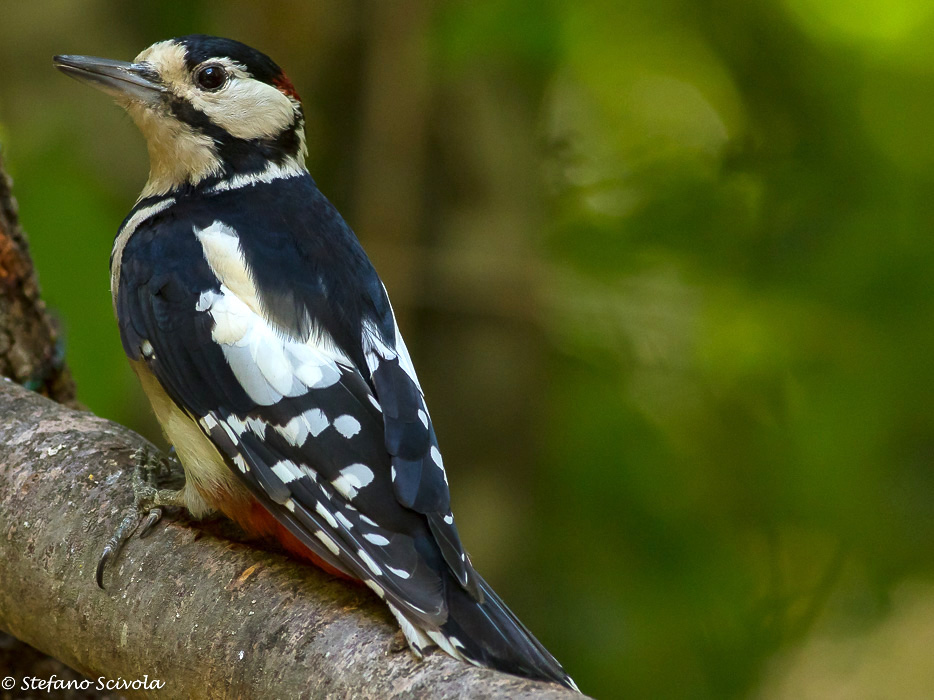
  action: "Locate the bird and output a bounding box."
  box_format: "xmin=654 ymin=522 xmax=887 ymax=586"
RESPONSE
xmin=53 ymin=35 xmax=577 ymax=691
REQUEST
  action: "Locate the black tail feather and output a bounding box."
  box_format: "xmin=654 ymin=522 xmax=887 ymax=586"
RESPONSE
xmin=440 ymin=572 xmax=578 ymax=691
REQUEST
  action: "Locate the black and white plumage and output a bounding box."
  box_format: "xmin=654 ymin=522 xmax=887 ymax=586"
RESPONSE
xmin=54 ymin=35 xmax=576 ymax=691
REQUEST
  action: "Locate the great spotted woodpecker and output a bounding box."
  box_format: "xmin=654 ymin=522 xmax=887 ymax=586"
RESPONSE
xmin=53 ymin=35 xmax=576 ymax=690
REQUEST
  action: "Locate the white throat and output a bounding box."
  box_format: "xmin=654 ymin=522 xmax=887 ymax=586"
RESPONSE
xmin=127 ymin=102 xmax=223 ymax=199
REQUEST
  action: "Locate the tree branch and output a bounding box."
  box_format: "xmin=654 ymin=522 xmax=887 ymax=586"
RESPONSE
xmin=0 ymin=380 xmax=580 ymax=698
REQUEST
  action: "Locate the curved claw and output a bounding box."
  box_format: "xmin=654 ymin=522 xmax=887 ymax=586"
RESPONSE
xmin=96 ymin=544 xmax=115 ymax=589
xmin=96 ymin=509 xmax=146 ymax=590
xmin=138 ymin=507 xmax=163 ymax=538
xmin=96 ymin=505 xmax=168 ymax=589
xmin=96 ymin=449 xmax=182 ymax=589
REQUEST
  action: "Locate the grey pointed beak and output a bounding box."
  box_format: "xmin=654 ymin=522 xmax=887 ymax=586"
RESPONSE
xmin=53 ymin=54 xmax=164 ymax=103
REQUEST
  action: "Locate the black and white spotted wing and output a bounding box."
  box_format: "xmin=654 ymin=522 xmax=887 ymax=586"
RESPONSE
xmin=114 ymin=182 xmax=475 ymax=625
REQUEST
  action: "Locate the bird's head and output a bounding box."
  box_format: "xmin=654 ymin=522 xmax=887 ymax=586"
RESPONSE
xmin=54 ymin=35 xmax=307 ymax=198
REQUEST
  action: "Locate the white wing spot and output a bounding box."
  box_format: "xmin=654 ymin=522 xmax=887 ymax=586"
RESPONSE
xmin=315 ymin=531 xmax=340 ymax=556
xmin=332 ymin=463 xmax=375 ymax=500
xmin=363 ymin=316 xmax=423 ymax=391
xmin=200 ymin=414 xmax=218 ymax=431
xmin=141 ymin=340 xmax=154 ymax=358
xmin=357 ymin=549 xmax=382 ymax=576
xmin=335 ymin=511 xmax=354 ymax=529
xmin=368 ymin=395 xmax=382 ymax=412
xmin=275 ymin=417 xmax=304 ymax=446
xmin=443 ymin=514 xmax=454 ymax=525
xmin=417 ymin=409 xmax=428 ymax=427
xmin=333 ymin=415 xmax=361 ymax=439
xmin=276 ymin=408 xmax=330 ymax=446
xmin=305 ymin=409 xmax=330 ymax=437
xmin=227 ymin=413 xmax=267 ymax=440
xmin=430 ymin=446 xmax=444 ymax=469
xmin=220 ymin=421 xmax=238 ymax=444
xmin=315 ymin=502 xmax=338 ymax=528
xmin=284 ymin=499 xmax=296 ymax=512
xmin=359 ymin=514 xmax=379 ymax=527
xmin=363 ymin=532 xmax=390 ymax=546
xmin=270 ymin=460 xmax=303 ymax=483
xmin=387 ymin=565 xmax=411 ymax=580
xmin=245 ymin=416 xmax=267 ymax=437
xmin=233 ymin=455 xmax=250 ymax=473
xmin=227 ymin=415 xmax=247 ymax=436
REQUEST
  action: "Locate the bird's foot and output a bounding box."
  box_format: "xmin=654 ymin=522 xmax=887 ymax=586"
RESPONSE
xmin=96 ymin=446 xmax=185 ymax=588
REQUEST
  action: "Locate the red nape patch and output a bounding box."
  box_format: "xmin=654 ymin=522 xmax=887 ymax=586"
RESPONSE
xmin=273 ymin=72 xmax=301 ymax=101
xmin=233 ymin=498 xmax=356 ymax=581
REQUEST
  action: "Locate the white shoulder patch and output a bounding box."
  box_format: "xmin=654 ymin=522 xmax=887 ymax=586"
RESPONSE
xmin=195 ymin=221 xmax=262 ymax=315
xmin=197 ymin=285 xmax=347 ymax=405
xmin=193 ymin=220 xmax=354 ymax=406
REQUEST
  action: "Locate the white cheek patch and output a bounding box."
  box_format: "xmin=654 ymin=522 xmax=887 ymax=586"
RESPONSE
xmin=190 ymin=78 xmax=296 ymax=141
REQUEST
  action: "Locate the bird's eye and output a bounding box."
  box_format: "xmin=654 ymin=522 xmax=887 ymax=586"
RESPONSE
xmin=195 ymin=65 xmax=227 ymax=91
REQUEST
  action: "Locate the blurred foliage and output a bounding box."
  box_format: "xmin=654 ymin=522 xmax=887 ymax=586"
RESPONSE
xmin=2 ymin=1 xmax=933 ymax=697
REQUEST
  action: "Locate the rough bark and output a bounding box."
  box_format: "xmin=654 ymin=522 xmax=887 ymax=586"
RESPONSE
xmin=0 ymin=159 xmax=582 ymax=697
xmin=0 ymin=155 xmax=76 ymax=406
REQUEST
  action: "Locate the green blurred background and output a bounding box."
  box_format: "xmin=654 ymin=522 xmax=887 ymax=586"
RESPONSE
xmin=3 ymin=1 xmax=934 ymax=697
